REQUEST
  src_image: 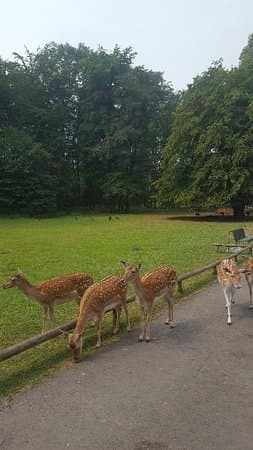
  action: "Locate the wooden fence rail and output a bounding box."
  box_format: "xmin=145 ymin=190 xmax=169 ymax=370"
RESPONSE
xmin=0 ymin=246 xmax=251 ymax=363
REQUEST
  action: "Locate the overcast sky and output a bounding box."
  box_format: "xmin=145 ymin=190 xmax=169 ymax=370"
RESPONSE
xmin=0 ymin=0 xmax=252 ymax=90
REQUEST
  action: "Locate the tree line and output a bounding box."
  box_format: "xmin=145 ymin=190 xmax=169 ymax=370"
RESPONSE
xmin=157 ymin=34 xmax=253 ymax=217
xmin=0 ymin=43 xmax=178 ymax=214
xmin=1 ymin=36 xmax=253 ymax=216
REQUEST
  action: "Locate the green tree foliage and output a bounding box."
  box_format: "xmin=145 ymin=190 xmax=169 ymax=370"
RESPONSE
xmin=157 ymin=36 xmax=253 ymax=217
xmin=0 ymin=43 xmax=176 ymax=214
xmin=0 ymin=129 xmax=56 ymax=213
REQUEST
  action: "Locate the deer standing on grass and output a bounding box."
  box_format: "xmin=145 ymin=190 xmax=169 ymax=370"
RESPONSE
xmin=217 ymin=259 xmax=242 ymax=325
xmin=67 ymin=273 xmax=133 ymax=363
xmin=121 ymin=262 xmax=178 ymax=342
xmin=240 ymin=257 xmax=253 ymax=309
xmin=1 ymin=270 xmax=93 ymax=331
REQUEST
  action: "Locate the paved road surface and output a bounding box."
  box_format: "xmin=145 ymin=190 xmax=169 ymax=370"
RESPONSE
xmin=1 ymin=282 xmax=253 ymax=450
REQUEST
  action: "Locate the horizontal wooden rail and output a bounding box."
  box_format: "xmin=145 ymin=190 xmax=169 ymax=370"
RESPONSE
xmin=0 ymin=246 xmax=251 ymax=363
xmin=0 ymin=295 xmax=135 ymax=362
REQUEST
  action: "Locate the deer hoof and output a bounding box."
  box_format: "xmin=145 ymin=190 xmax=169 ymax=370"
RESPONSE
xmin=227 ymin=321 xmax=232 ymax=326
xmin=169 ymin=322 xmax=175 ymax=328
xmin=164 ymin=320 xmax=169 ymax=325
xmin=138 ymin=336 xmax=144 ymax=342
xmin=145 ymin=337 xmax=150 ymax=342
xmin=248 ymin=305 xmax=253 ymax=310
xmin=95 ymin=343 xmax=101 ymax=349
xmin=127 ymin=326 xmax=132 ymax=332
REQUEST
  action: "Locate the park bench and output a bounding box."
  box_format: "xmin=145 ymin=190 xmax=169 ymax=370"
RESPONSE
xmin=213 ymin=228 xmax=253 ymax=254
xmin=230 ymin=228 xmax=253 ymax=244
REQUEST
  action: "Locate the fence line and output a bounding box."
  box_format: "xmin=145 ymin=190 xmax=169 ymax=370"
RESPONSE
xmin=0 ymin=246 xmax=251 ymax=363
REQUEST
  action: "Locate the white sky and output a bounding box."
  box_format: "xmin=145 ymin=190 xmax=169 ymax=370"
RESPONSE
xmin=0 ymin=0 xmax=253 ymax=90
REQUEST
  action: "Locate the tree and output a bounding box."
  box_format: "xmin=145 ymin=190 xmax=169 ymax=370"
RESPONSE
xmin=156 ymin=51 xmax=253 ymax=217
xmin=0 ymin=129 xmax=57 ymax=214
xmin=0 ymin=42 xmax=177 ymax=213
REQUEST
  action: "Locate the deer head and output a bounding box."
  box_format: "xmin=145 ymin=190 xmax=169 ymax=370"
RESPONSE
xmin=120 ymin=261 xmax=142 ymax=282
xmin=68 ymin=332 xmax=83 ymax=363
xmin=223 ymin=262 xmax=242 ymax=289
xmin=1 ymin=270 xmax=25 ymax=289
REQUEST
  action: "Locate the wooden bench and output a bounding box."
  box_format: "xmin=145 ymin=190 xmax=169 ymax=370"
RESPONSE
xmin=230 ymin=228 xmax=253 ymax=244
xmin=216 ymin=207 xmax=234 ymax=216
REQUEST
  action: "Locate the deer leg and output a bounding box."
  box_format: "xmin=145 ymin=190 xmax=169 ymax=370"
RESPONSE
xmin=249 ymin=284 xmax=253 ymax=309
xmin=224 ymin=289 xmax=232 ymax=325
xmin=246 ymin=276 xmax=253 ymax=309
xmin=122 ymin=301 xmax=132 ymax=332
xmin=95 ymin=313 xmax=103 ymax=348
xmin=112 ymin=306 xmax=121 ymax=334
xmin=42 ymin=305 xmax=49 ymax=333
xmin=164 ymin=293 xmax=175 ymax=327
xmin=48 ymin=304 xmax=54 ymax=328
xmin=139 ymin=306 xmax=145 ymax=341
xmin=164 ymin=294 xmax=170 ymax=325
xmin=168 ymin=296 xmax=175 ymax=328
xmin=145 ymin=304 xmax=154 ymax=342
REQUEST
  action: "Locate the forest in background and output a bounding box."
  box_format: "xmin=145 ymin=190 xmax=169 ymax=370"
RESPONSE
xmin=1 ymin=35 xmax=253 ymax=216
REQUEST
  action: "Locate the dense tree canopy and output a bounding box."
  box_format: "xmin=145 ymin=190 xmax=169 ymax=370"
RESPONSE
xmin=2 ymin=35 xmax=253 ymax=216
xmin=156 ymin=35 xmax=253 ymax=217
xmin=0 ymin=43 xmax=177 ymax=214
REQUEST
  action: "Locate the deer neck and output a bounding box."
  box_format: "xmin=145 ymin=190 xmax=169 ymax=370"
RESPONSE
xmin=18 ymin=278 xmax=38 ymax=300
xmin=132 ymin=273 xmax=144 ymax=299
xmin=75 ymin=303 xmax=92 ymax=336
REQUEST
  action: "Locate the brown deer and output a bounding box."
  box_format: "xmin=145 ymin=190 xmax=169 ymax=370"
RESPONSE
xmin=240 ymin=257 xmax=253 ymax=309
xmin=121 ymin=262 xmax=178 ymax=342
xmin=217 ymin=259 xmax=242 ymax=325
xmin=1 ymin=270 xmax=93 ymax=331
xmin=68 ymin=273 xmax=133 ymax=362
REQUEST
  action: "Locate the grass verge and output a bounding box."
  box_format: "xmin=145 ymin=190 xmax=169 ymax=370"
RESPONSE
xmin=0 ymin=213 xmax=252 ymax=398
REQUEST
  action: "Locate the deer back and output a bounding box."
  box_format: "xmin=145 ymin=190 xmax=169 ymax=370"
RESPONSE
xmin=79 ymin=275 xmax=127 ymax=315
xmin=37 ymin=273 xmax=93 ymax=300
xmin=141 ymin=267 xmax=177 ymax=298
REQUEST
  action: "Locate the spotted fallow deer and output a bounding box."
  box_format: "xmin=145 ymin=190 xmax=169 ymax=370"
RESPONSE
xmin=217 ymin=259 xmax=242 ymax=325
xmin=68 ymin=273 xmax=133 ymax=362
xmin=1 ymin=270 xmax=93 ymax=331
xmin=121 ymin=262 xmax=178 ymax=342
xmin=240 ymin=257 xmax=253 ymax=309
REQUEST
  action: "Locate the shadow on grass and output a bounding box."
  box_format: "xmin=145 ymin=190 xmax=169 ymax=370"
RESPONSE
xmin=166 ymin=214 xmax=253 ymax=223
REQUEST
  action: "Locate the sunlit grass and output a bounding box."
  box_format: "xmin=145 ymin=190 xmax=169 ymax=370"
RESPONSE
xmin=0 ymin=213 xmax=251 ymax=398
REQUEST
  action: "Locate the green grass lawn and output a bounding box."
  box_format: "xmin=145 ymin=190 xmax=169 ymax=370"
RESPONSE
xmin=0 ymin=213 xmax=252 ymax=398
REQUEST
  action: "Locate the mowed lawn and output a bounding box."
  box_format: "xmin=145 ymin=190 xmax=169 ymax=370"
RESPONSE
xmin=0 ymin=214 xmax=251 ymax=398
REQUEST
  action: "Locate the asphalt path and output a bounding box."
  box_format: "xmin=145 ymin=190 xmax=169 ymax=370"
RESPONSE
xmin=1 ymin=281 xmax=253 ymax=450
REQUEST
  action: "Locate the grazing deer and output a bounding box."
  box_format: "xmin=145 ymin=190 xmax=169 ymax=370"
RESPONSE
xmin=217 ymin=259 xmax=242 ymax=325
xmin=68 ymin=274 xmax=132 ymax=363
xmin=240 ymin=257 xmax=253 ymax=309
xmin=121 ymin=262 xmax=178 ymax=342
xmin=1 ymin=270 xmax=93 ymax=331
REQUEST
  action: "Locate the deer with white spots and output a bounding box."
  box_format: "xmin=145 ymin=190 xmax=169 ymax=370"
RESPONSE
xmin=240 ymin=257 xmax=253 ymax=309
xmin=1 ymin=270 xmax=93 ymax=331
xmin=67 ymin=272 xmax=133 ymax=362
xmin=121 ymin=262 xmax=178 ymax=342
xmin=217 ymin=259 xmax=242 ymax=325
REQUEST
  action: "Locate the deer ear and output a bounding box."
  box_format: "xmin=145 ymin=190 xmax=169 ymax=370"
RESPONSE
xmin=120 ymin=261 xmax=128 ymax=268
xmin=138 ymin=263 xmax=142 ymax=270
xmin=16 ymin=269 xmax=23 ymax=276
